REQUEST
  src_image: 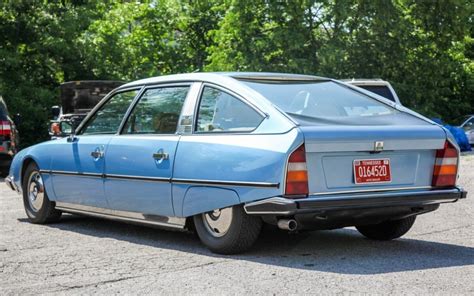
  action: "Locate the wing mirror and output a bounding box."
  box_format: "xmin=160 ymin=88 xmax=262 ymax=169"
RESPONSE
xmin=59 ymin=121 xmax=77 ymax=142
xmin=60 ymin=121 xmax=73 ymax=134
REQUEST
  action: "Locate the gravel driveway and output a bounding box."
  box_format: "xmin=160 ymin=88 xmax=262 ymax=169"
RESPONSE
xmin=1 ymin=156 xmax=473 ymax=294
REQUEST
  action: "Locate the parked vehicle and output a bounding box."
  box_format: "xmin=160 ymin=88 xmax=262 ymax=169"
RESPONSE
xmin=454 ymin=115 xmax=474 ymax=146
xmin=343 ymin=79 xmax=402 ymax=105
xmin=5 ymin=72 xmax=467 ymax=254
xmin=0 ymin=96 xmax=19 ymax=176
xmin=50 ymin=81 xmax=124 ymax=139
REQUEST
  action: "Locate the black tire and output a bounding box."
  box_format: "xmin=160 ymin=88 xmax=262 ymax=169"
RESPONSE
xmin=22 ymin=162 xmax=62 ymax=224
xmin=193 ymin=205 xmax=262 ymax=254
xmin=356 ymin=216 xmax=416 ymax=241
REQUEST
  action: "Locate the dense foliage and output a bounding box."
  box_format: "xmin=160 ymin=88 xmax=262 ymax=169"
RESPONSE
xmin=0 ymin=0 xmax=472 ymax=147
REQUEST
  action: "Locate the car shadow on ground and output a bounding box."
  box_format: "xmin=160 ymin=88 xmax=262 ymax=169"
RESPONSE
xmin=18 ymin=214 xmax=474 ymax=275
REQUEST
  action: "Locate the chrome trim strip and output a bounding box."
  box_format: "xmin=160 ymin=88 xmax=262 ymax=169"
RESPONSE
xmin=106 ymin=174 xmax=170 ymax=182
xmin=172 ymin=178 xmax=279 ymax=188
xmin=43 ymin=170 xmax=277 ymax=187
xmin=55 ymin=202 xmax=186 ymax=230
xmin=42 ymin=170 xmax=103 ymax=178
xmin=309 ymin=186 xmax=434 ymax=196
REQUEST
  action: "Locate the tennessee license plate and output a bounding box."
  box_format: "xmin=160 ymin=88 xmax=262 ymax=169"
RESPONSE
xmin=353 ymin=159 xmax=391 ymax=184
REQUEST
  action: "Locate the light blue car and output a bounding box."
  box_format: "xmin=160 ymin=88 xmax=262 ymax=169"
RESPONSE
xmin=5 ymin=73 xmax=467 ymax=254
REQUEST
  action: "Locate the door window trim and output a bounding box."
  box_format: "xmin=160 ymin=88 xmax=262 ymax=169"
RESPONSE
xmin=117 ymin=82 xmax=193 ymax=136
xmin=192 ymin=83 xmax=266 ymax=135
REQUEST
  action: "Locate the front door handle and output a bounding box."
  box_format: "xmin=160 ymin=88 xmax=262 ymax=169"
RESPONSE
xmin=153 ymin=150 xmax=169 ymax=160
xmin=91 ymin=147 xmax=104 ymax=159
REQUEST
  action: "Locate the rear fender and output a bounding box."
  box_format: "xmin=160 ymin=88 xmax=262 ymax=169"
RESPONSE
xmin=181 ymin=186 xmax=240 ymax=217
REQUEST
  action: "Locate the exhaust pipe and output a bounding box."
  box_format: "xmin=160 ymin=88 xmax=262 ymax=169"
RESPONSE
xmin=277 ymin=219 xmax=298 ymax=231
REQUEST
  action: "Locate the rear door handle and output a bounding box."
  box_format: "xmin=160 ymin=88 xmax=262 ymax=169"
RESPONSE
xmin=153 ymin=149 xmax=169 ymax=160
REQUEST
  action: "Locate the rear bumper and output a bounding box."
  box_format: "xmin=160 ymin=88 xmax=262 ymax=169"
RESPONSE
xmin=244 ymin=187 xmax=467 ymax=215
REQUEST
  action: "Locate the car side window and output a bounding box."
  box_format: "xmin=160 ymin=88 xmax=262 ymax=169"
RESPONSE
xmin=196 ymin=86 xmax=263 ymax=133
xmin=81 ymin=90 xmax=138 ymax=135
xmin=123 ymin=86 xmax=189 ymax=134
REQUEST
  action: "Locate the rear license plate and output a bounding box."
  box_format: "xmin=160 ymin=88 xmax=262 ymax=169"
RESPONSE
xmin=353 ymin=159 xmax=391 ymax=184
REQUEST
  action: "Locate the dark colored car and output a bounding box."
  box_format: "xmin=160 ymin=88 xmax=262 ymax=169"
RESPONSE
xmin=0 ymin=96 xmax=19 ymax=176
xmin=453 ymin=115 xmax=474 ymax=146
xmin=50 ymin=81 xmax=124 ymax=139
xmin=343 ymin=79 xmax=402 ymax=105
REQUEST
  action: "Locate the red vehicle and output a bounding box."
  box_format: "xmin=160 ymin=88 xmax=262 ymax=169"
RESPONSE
xmin=0 ymin=96 xmax=19 ymax=176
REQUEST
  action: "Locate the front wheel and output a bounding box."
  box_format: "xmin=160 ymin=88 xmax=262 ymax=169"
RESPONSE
xmin=356 ymin=216 xmax=416 ymax=241
xmin=193 ymin=205 xmax=262 ymax=254
xmin=22 ymin=162 xmax=62 ymax=224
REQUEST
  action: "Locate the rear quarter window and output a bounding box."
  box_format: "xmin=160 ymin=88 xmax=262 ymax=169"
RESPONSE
xmin=196 ymin=86 xmax=263 ymax=133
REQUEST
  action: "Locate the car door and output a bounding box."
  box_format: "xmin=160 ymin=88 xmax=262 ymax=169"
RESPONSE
xmin=51 ymin=89 xmax=139 ymax=207
xmin=103 ymin=84 xmax=191 ymax=216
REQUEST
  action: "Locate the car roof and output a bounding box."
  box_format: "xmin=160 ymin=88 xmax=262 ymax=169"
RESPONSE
xmin=119 ymin=72 xmax=329 ymax=89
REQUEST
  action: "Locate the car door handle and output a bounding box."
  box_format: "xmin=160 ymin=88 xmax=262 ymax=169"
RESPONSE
xmin=153 ymin=151 xmax=169 ymax=160
xmin=90 ymin=147 xmax=104 ymax=159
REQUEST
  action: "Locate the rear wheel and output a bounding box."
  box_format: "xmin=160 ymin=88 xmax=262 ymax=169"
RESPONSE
xmin=22 ymin=162 xmax=62 ymax=224
xmin=356 ymin=216 xmax=416 ymax=241
xmin=193 ymin=205 xmax=262 ymax=254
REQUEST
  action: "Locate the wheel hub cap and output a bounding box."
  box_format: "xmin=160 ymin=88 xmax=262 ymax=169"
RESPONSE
xmin=202 ymin=207 xmax=233 ymax=237
xmin=27 ymin=172 xmax=44 ymax=212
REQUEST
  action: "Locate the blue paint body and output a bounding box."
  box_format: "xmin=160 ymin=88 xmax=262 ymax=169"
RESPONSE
xmin=8 ymin=73 xmax=451 ymax=219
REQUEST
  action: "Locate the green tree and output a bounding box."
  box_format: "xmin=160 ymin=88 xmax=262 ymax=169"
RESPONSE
xmin=80 ymin=0 xmax=224 ymax=80
xmin=0 ymin=1 xmax=102 ymax=147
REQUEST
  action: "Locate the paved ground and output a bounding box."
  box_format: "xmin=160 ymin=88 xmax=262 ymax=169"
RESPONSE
xmin=1 ymin=156 xmax=473 ymax=295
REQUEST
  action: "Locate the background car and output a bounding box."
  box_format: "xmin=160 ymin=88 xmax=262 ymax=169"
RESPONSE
xmin=49 ymin=80 xmax=124 ymax=139
xmin=5 ymin=72 xmax=466 ymax=254
xmin=454 ymin=115 xmax=474 ymax=146
xmin=343 ymin=79 xmax=402 ymax=105
xmin=0 ymin=96 xmax=19 ymax=176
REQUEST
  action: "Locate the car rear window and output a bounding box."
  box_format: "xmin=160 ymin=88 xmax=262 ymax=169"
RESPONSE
xmin=241 ymin=80 xmax=396 ymax=122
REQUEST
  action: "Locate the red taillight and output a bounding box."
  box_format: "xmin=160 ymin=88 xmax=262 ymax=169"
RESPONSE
xmin=0 ymin=120 xmax=11 ymax=136
xmin=284 ymin=144 xmax=309 ymax=197
xmin=432 ymin=141 xmax=458 ymax=187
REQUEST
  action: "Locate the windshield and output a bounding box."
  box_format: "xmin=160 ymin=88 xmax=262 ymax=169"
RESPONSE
xmin=452 ymin=115 xmax=471 ymax=126
xmin=241 ymin=80 xmax=396 ymax=121
xmin=355 ymin=85 xmax=396 ymax=102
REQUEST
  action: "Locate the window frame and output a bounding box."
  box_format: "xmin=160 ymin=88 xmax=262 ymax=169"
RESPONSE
xmin=193 ymin=83 xmax=266 ymax=135
xmin=76 ymin=86 xmax=143 ymax=136
xmin=118 ymin=82 xmax=193 ymax=136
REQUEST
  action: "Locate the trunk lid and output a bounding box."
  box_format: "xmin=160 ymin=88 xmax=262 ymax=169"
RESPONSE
xmin=301 ymin=124 xmax=446 ymax=194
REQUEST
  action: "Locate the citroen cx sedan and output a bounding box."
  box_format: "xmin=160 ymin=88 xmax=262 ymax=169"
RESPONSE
xmin=6 ymin=73 xmax=467 ymax=254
